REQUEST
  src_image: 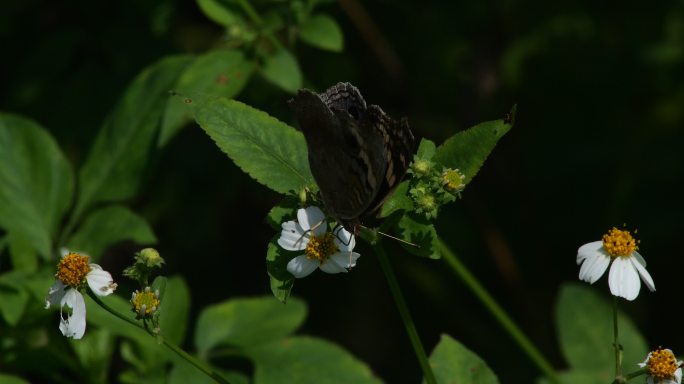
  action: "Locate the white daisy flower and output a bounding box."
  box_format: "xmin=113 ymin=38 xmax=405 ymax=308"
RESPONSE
xmin=278 ymin=206 xmax=360 ymax=278
xmin=639 ymin=347 xmax=682 ymax=384
xmin=577 ymin=227 xmax=655 ymax=301
xmin=45 ymin=250 xmax=117 ymax=339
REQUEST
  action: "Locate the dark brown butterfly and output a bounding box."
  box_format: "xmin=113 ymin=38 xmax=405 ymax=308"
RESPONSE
xmin=289 ymin=82 xmax=415 ymax=235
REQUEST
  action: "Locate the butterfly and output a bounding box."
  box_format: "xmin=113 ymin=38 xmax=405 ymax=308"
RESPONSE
xmin=289 ymin=82 xmax=415 ymax=235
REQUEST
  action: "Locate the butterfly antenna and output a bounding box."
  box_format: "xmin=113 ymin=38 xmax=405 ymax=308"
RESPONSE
xmin=376 ymin=230 xmax=420 ymax=248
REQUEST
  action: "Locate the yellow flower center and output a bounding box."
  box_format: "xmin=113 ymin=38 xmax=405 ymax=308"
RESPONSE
xmin=646 ymin=348 xmax=679 ymax=380
xmin=602 ymin=227 xmax=638 ymax=258
xmin=305 ymin=232 xmax=338 ymax=263
xmin=131 ymin=288 xmax=161 ymax=317
xmin=56 ymin=252 xmax=90 ymax=288
xmin=442 ymin=168 xmax=465 ymax=193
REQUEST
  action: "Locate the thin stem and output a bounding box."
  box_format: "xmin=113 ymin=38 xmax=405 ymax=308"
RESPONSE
xmin=613 ymin=297 xmax=622 ymax=379
xmin=87 ymin=291 xmax=230 ymax=384
xmin=437 ymin=238 xmax=559 ymax=383
xmin=373 ymin=241 xmax=436 ymax=384
xmin=235 ymin=0 xmax=282 ymax=48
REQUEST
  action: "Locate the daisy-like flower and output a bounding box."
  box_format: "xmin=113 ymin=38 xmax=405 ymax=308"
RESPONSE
xmin=639 ymin=347 xmax=682 ymax=384
xmin=45 ymin=250 xmax=117 ymax=339
xmin=577 ymin=227 xmax=655 ymax=301
xmin=278 ymin=206 xmax=360 ymax=278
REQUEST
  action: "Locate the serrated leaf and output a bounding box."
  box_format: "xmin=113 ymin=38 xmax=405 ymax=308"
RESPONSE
xmin=75 ymin=55 xmax=193 ymax=220
xmin=396 ymin=213 xmax=440 ymax=259
xmin=265 ymin=197 xmax=298 ymax=230
xmin=0 ymin=114 xmax=74 ymax=258
xmin=416 ymin=138 xmax=436 ymax=160
xmin=192 ymin=95 xmax=314 ymax=194
xmin=65 ymin=205 xmax=156 ymax=262
xmin=194 ymin=296 xmax=307 ymax=354
xmin=160 ymin=50 xmax=255 ymax=147
xmin=267 ymin=237 xmax=296 ymax=303
xmin=246 ymin=336 xmax=382 ymax=384
xmin=433 ymin=106 xmax=515 ymax=185
xmin=158 ymin=276 xmax=190 ymax=345
xmin=555 ymin=283 xmax=648 ymax=374
xmin=379 ymin=180 xmax=412 ymax=218
xmin=299 ymin=14 xmax=344 ymax=52
xmin=196 ymin=0 xmax=240 ymax=27
xmin=427 ymin=334 xmax=499 ymax=384
xmin=261 ymin=48 xmax=302 ymax=93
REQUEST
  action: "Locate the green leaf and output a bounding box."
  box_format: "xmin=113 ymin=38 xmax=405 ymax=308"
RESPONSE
xmin=65 ymin=205 xmax=156 ymax=262
xmin=169 ymin=363 xmax=249 ymax=384
xmin=265 ymin=197 xmax=298 ymax=230
xmin=536 ymin=370 xmax=610 ymax=384
xmin=299 ymin=14 xmax=344 ymax=52
xmin=8 ymin=231 xmax=38 ymax=272
xmin=433 ymin=106 xmax=515 ymax=185
xmin=70 ymin=329 xmax=114 ymax=383
xmin=195 ymin=296 xmax=307 ymax=354
xmin=75 ymin=55 xmax=193 ymax=219
xmin=0 ymin=273 xmax=29 ymax=326
xmin=0 ymin=374 xmax=30 ymax=384
xmin=192 ymin=95 xmax=314 ymax=194
xmin=266 ymin=236 xmax=296 ymax=303
xmin=158 ymin=276 xmax=190 ymax=345
xmin=379 ymin=180 xmax=413 ymax=218
xmin=555 ymin=283 xmax=648 ymax=375
xmin=428 ymin=334 xmax=499 ymax=384
xmin=196 ymin=0 xmax=240 ymax=27
xmin=160 ymin=50 xmax=255 ymax=147
xmin=0 ymin=113 xmax=74 ymax=258
xmin=261 ymin=48 xmax=303 ymax=93
xmin=396 ymin=213 xmax=440 ymax=259
xmin=416 ymin=138 xmax=437 ymax=159
xmin=245 ymin=336 xmax=382 ymax=384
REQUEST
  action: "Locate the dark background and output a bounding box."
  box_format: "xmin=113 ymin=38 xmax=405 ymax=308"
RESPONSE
xmin=2 ymin=0 xmax=683 ymax=382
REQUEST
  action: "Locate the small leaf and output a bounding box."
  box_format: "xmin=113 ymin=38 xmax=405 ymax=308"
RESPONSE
xmin=428 ymin=334 xmax=499 ymax=384
xmin=266 ymin=236 xmax=296 ymax=303
xmin=379 ymin=180 xmax=413 ymax=218
xmin=0 ymin=374 xmax=30 ymax=384
xmin=65 ymin=205 xmax=157 ymax=262
xmin=433 ymin=106 xmax=515 ymax=185
xmin=158 ymin=276 xmax=190 ymax=345
xmin=196 ymin=0 xmax=240 ymax=27
xmin=416 ymin=138 xmax=436 ymax=160
xmin=75 ymin=55 xmax=193 ymax=219
xmin=396 ymin=213 xmax=440 ymax=259
xmin=555 ymin=283 xmax=648 ymax=374
xmin=192 ymin=95 xmax=314 ymax=194
xmin=265 ymin=197 xmax=298 ymax=231
xmin=194 ymin=296 xmax=307 ymax=354
xmin=299 ymin=14 xmax=344 ymax=52
xmin=0 ymin=114 xmax=74 ymax=258
xmin=151 ymin=276 xmax=168 ymax=300
xmin=160 ymin=49 xmax=255 ymax=147
xmin=261 ymin=48 xmax=303 ymax=93
xmin=246 ymin=336 xmax=382 ymax=384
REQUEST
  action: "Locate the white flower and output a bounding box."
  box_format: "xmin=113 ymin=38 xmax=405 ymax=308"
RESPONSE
xmin=639 ymin=348 xmax=682 ymax=384
xmin=577 ymin=227 xmax=655 ymax=301
xmin=278 ymin=206 xmax=360 ymax=278
xmin=45 ymin=250 xmax=117 ymax=339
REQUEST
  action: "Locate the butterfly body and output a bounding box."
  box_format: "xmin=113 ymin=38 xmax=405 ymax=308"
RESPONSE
xmin=289 ymin=82 xmax=414 ymax=234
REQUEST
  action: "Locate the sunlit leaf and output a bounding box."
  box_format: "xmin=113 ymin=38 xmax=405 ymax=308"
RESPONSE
xmin=261 ymin=48 xmax=302 ymax=93
xmin=158 ymin=276 xmax=190 ymax=345
xmin=428 ymin=334 xmax=499 ymax=384
xmin=266 ymin=237 xmax=296 ymax=303
xmin=196 ymin=0 xmax=240 ymax=27
xmin=299 ymin=14 xmax=344 ymax=52
xmin=396 ymin=213 xmax=440 ymax=259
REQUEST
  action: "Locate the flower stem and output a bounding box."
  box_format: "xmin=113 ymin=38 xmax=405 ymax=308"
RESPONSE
xmin=613 ymin=296 xmax=623 ymax=379
xmin=437 ymin=238 xmax=559 ymax=383
xmin=373 ymin=241 xmax=436 ymax=384
xmin=87 ymin=291 xmax=230 ymax=384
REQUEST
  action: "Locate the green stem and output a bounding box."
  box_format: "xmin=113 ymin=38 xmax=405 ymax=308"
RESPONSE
xmin=613 ymin=297 xmax=622 ymax=379
xmin=373 ymin=241 xmax=436 ymax=384
xmin=235 ymin=0 xmax=282 ymax=48
xmin=437 ymin=238 xmax=559 ymax=383
xmin=87 ymin=291 xmax=230 ymax=384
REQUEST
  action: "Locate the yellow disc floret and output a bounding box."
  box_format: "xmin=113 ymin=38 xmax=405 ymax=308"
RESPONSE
xmin=131 ymin=287 xmax=161 ymax=318
xmin=305 ymin=232 xmax=338 ymax=263
xmin=602 ymin=227 xmax=638 ymax=258
xmin=56 ymin=252 xmax=91 ymax=288
xmin=646 ymin=347 xmax=679 ymax=380
xmin=441 ymin=168 xmax=465 ymax=194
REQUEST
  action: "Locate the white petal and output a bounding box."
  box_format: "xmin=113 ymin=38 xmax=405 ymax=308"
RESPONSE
xmin=325 ymin=252 xmax=361 ymax=272
xmin=60 ymin=289 xmax=86 ymax=339
xmin=319 ymin=255 xmax=350 ymax=274
xmin=333 ymin=226 xmax=356 ymax=252
xmin=60 ymin=248 xmax=70 ymax=257
xmin=629 ymin=257 xmax=655 ymax=292
xmin=577 ymin=241 xmax=603 ymax=264
xmin=298 ymin=206 xmax=326 ymax=235
xmin=632 ymin=251 xmax=647 ymax=267
xmin=86 ymin=265 xmax=116 ymax=296
xmin=674 ymin=367 xmax=682 ymax=383
xmin=608 ymin=257 xmax=641 ymax=301
xmin=578 ymin=251 xmax=610 ymax=284
xmin=277 ymin=221 xmax=309 ymax=251
xmin=287 ymin=255 xmax=319 ymax=278
xmin=45 ymin=280 xmax=66 ymax=309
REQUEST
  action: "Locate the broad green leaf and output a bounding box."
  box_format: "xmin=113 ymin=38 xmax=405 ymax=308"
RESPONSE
xmin=160 ymin=50 xmax=255 ymax=147
xmin=261 ymin=48 xmax=302 ymax=93
xmin=416 ymin=138 xmax=437 ymax=159
xmin=555 ymin=283 xmax=648 ymax=374
xmin=396 ymin=213 xmax=440 ymax=259
xmin=75 ymin=55 xmax=193 ymax=219
xmin=536 ymin=370 xmax=610 ymax=384
xmin=245 ymin=336 xmax=382 ymax=384
xmin=192 ymin=95 xmax=314 ymax=194
xmin=433 ymin=106 xmax=515 ymax=185
xmin=196 ymin=0 xmax=240 ymax=27
xmin=85 ymin=292 xmax=150 ymax=345
xmin=0 ymin=374 xmax=30 ymax=384
xmin=8 ymin=231 xmax=38 ymax=272
xmin=152 ymin=275 xmax=168 ymax=301
xmin=65 ymin=205 xmax=157 ymax=262
xmin=0 ymin=114 xmax=73 ymax=258
xmin=379 ymin=180 xmax=412 ymax=218
xmin=428 ymin=334 xmax=499 ymax=384
xmin=266 ymin=237 xmax=296 ymax=303
xmin=265 ymin=197 xmax=298 ymax=230
xmin=195 ymin=296 xmax=307 ymax=354
xmin=0 ymin=274 xmax=29 ymax=326
xmin=299 ymin=14 xmax=344 ymax=52
xmin=158 ymin=276 xmax=190 ymax=345
xmin=169 ymin=360 xmax=249 ymax=384
xmin=70 ymin=329 xmax=114 ymax=383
